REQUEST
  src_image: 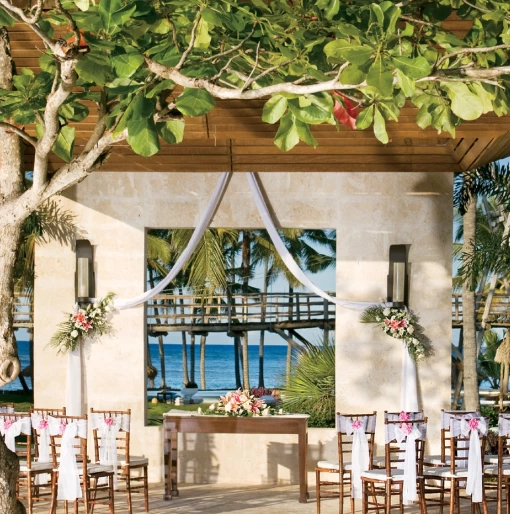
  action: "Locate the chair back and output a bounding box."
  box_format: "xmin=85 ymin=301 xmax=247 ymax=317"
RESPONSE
xmin=30 ymin=407 xmax=66 ymax=460
xmin=90 ymin=408 xmax=131 ymax=465
xmin=0 ymin=412 xmax=32 ymax=462
xmin=336 ymin=412 xmax=377 ymax=470
xmin=440 ymin=410 xmax=479 ymax=466
xmin=48 ymin=415 xmax=88 ymax=470
xmin=384 ymin=417 xmax=428 ymax=476
xmin=448 ymin=415 xmax=487 ymax=473
xmin=0 ymin=402 xmax=15 ymax=413
xmin=384 ymin=410 xmax=424 ymax=421
xmin=497 ymin=413 xmax=510 ymax=475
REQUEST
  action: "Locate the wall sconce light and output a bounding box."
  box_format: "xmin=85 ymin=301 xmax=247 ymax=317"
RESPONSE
xmin=387 ymin=244 xmax=410 ymax=308
xmin=75 ymin=240 xmax=95 ymax=304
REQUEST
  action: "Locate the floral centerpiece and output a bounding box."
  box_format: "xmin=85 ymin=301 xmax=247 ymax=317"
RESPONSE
xmin=207 ymin=389 xmax=271 ymax=417
xmin=49 ymin=293 xmax=115 ymax=354
xmin=360 ymin=305 xmax=428 ymax=362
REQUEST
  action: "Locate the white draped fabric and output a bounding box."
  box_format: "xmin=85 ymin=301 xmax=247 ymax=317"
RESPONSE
xmin=499 ymin=416 xmax=510 ymax=437
xmin=66 ymin=348 xmax=82 ymax=416
xmin=31 ymin=413 xmax=51 ymax=484
xmin=344 ymin=416 xmax=370 ymax=499
xmin=451 ymin=417 xmax=487 ymax=503
xmin=48 ymin=416 xmax=87 ymax=501
xmin=0 ymin=417 xmax=31 ymax=452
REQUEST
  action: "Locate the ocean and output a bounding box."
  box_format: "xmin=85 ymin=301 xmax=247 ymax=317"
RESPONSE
xmin=1 ymin=341 xmax=290 ymax=392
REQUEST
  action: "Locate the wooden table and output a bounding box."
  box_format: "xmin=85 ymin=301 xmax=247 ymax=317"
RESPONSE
xmin=163 ymin=413 xmax=309 ymax=503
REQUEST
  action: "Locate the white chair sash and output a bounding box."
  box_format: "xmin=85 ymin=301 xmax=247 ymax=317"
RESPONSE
xmin=31 ymin=413 xmax=51 ymax=484
xmin=0 ymin=417 xmax=31 ymax=452
xmin=48 ymin=416 xmax=87 ymax=501
xmin=452 ymin=417 xmax=487 ymax=503
xmin=91 ymin=413 xmax=123 ymax=489
xmin=345 ymin=417 xmax=369 ymax=499
xmin=392 ymin=423 xmax=423 ymax=505
xmin=499 ymin=416 xmax=510 ymax=437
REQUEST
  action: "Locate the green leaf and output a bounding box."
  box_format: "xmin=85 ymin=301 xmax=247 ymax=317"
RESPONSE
xmin=98 ymin=0 xmax=136 ymax=35
xmin=289 ymin=98 xmax=331 ymax=124
xmin=262 ymin=95 xmax=288 ymax=124
xmin=73 ymin=0 xmax=90 ymax=11
xmin=274 ymin=113 xmax=299 ymax=152
xmin=444 ymin=82 xmax=484 ymax=121
xmin=194 ymin=18 xmax=211 ymax=49
xmin=325 ymin=41 xmax=374 ymax=66
xmin=202 ymin=7 xmax=224 ymax=25
xmin=416 ymin=103 xmax=432 ymax=129
xmin=75 ymin=53 xmax=112 ymax=85
xmin=0 ymin=6 xmax=15 ymax=26
xmin=391 ymin=56 xmax=432 ymax=79
xmin=157 ymin=120 xmax=185 ymax=144
xmin=295 ymin=119 xmax=318 ymax=148
xmin=395 ymin=69 xmax=415 ymax=97
xmin=340 ymin=65 xmax=366 ymax=85
xmin=127 ymin=118 xmax=160 ymax=156
xmin=146 ymin=79 xmax=175 ymax=99
xmin=175 ymin=88 xmax=215 ymax=117
xmin=316 ymin=0 xmax=340 ymax=20
xmin=366 ymin=58 xmax=393 ymax=97
xmin=60 ymin=101 xmax=89 ymax=122
xmin=39 ymin=54 xmax=57 ymax=74
xmin=373 ymin=107 xmax=389 ymax=144
xmin=356 ymin=105 xmax=374 ymax=130
xmin=47 ymin=125 xmax=75 ymax=162
xmin=380 ymin=1 xmax=400 ymax=33
xmin=111 ymin=46 xmax=144 ymax=78
xmin=470 ymin=82 xmax=494 ymax=114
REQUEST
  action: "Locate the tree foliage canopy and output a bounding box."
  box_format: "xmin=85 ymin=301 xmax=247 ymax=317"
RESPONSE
xmin=1 ymin=0 xmax=510 ymax=221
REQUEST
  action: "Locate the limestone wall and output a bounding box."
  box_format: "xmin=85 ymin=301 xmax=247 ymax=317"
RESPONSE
xmin=34 ymin=171 xmax=452 ymax=484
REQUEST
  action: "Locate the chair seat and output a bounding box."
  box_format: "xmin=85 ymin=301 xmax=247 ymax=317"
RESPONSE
xmin=484 ymin=455 xmax=510 ymax=465
xmin=423 ymin=466 xmax=469 ymax=478
xmin=361 ymin=469 xmax=406 ymax=481
xmin=118 ymin=456 xmax=149 ymax=467
xmin=19 ymin=461 xmax=53 ymax=473
xmin=484 ymin=464 xmax=510 ymax=476
xmin=316 ymin=460 xmax=352 ymax=472
xmin=424 ymin=455 xmax=451 ymax=466
xmin=87 ymin=464 xmax=114 ymax=476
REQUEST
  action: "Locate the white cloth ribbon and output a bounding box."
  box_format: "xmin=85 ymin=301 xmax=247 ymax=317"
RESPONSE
xmin=31 ymin=413 xmax=51 ymax=484
xmin=92 ymin=414 xmax=122 ymax=489
xmin=459 ymin=418 xmax=487 ymax=503
xmin=66 ymin=347 xmax=82 ymax=416
xmin=394 ymin=424 xmax=422 ymax=505
xmin=499 ymin=416 xmax=510 ymax=437
xmin=48 ymin=417 xmax=87 ymax=501
xmin=345 ymin=418 xmax=369 ymax=499
xmin=0 ymin=418 xmax=30 ymax=453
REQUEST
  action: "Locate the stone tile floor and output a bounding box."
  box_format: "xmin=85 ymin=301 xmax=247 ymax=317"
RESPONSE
xmin=26 ymin=484 xmax=495 ymax=514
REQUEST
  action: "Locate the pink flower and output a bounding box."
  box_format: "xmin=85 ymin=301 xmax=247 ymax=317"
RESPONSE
xmin=352 ymin=420 xmax=363 ymax=430
xmin=38 ymin=419 xmax=48 ymax=430
xmin=390 ymin=320 xmax=400 ymax=330
xmin=468 ymin=418 xmax=479 ymax=431
xmin=105 ymin=417 xmax=115 ymax=427
xmin=401 ymin=422 xmax=413 ymax=435
xmin=73 ymin=311 xmax=93 ymax=331
xmin=59 ymin=422 xmax=67 ymax=435
xmin=3 ymin=420 xmax=13 ymax=430
xmin=399 ymin=411 xmax=411 ymax=421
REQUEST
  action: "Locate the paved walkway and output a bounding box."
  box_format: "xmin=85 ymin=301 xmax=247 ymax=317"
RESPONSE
xmin=26 ymin=483 xmax=493 ymax=514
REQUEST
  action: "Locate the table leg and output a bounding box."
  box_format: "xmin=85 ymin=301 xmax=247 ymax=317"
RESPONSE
xmin=164 ymin=423 xmax=179 ymax=500
xmin=298 ymin=424 xmax=309 ymax=503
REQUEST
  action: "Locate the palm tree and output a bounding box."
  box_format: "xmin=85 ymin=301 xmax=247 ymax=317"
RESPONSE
xmin=454 ymin=161 xmax=510 ymax=409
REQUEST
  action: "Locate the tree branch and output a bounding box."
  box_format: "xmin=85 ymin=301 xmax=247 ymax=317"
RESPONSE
xmin=203 ymin=22 xmax=257 ymax=63
xmin=175 ymin=8 xmax=202 ymax=70
xmin=83 ymin=89 xmax=107 ymax=153
xmin=0 ymin=123 xmax=37 ymax=146
xmin=436 ymin=44 xmax=510 ymax=69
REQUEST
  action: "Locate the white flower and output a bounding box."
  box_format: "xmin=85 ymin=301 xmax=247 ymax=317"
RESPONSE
xmin=262 ymin=408 xmax=270 ymax=417
xmin=197 ymin=407 xmax=203 ymax=415
xmin=71 ymin=330 xmax=79 ymax=338
xmin=383 ymin=308 xmax=391 ymax=316
xmin=407 ymin=325 xmax=414 ymax=334
xmin=93 ymin=303 xmax=98 ymax=308
xmin=105 ymin=305 xmax=111 ymax=312
xmin=209 ymin=403 xmax=216 ymax=411
xmin=278 ymin=409 xmax=283 ymax=415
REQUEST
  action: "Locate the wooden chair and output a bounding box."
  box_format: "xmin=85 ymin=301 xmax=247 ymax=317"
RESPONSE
xmin=0 ymin=402 xmax=15 ymax=413
xmin=424 ymin=409 xmax=479 ymax=468
xmin=484 ymin=413 xmax=510 ymax=514
xmin=90 ymin=408 xmax=149 ymax=514
xmin=0 ymin=412 xmax=53 ymax=514
xmin=424 ymin=415 xmax=488 ymax=514
xmin=315 ymin=412 xmax=377 ymax=514
xmin=30 ymin=407 xmax=66 ymax=460
xmin=48 ymin=414 xmax=115 ymax=514
xmin=361 ymin=417 xmax=428 ymax=514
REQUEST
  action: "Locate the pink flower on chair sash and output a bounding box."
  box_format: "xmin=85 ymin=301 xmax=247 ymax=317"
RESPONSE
xmin=59 ymin=422 xmax=67 ymax=435
xmin=3 ymin=420 xmax=13 ymax=430
xmin=399 ymin=411 xmax=411 ymax=421
xmin=468 ymin=418 xmax=479 ymax=431
xmin=104 ymin=417 xmax=115 ymax=427
xmin=401 ymin=422 xmax=413 ymax=435
xmin=38 ymin=419 xmax=48 ymax=430
xmin=352 ymin=420 xmax=363 ymax=430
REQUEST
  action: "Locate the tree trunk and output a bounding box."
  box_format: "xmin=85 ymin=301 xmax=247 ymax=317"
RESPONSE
xmin=286 ymin=335 xmax=292 ymax=385
xmin=258 ymin=330 xmax=265 ymax=388
xmin=200 ymin=334 xmax=206 ymax=389
xmin=0 ymin=26 xmax=27 ymax=514
xmin=462 ymin=199 xmax=480 ymax=410
xmin=500 ymin=364 xmax=509 ymax=410
xmin=147 ymin=338 xmax=155 ymax=389
xmin=157 ymin=334 xmax=166 ymax=389
xmin=179 ymin=291 xmax=190 ymax=385
xmin=241 ymin=331 xmax=250 ymax=390
xmin=190 ymin=333 xmax=196 ymax=383
xmin=258 ymin=259 xmax=268 ymax=388
xmin=234 ymin=335 xmax=242 ymax=389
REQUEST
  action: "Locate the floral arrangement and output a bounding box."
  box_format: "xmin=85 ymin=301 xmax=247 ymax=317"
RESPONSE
xmin=207 ymin=389 xmax=271 ymax=417
xmin=49 ymin=293 xmax=115 ymax=354
xmin=360 ymin=305 xmax=428 ymax=362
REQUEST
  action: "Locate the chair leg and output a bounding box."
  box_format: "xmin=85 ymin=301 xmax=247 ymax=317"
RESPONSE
xmin=49 ymin=472 xmax=58 ymax=514
xmin=126 ymin=470 xmax=133 ymax=514
xmin=316 ymin=469 xmax=321 ymax=514
xmin=385 ymin=481 xmax=392 ymax=514
xmin=362 ymin=480 xmax=368 ymax=514
xmin=109 ymin=474 xmax=115 ymax=514
xmin=27 ymin=474 xmax=33 ymax=514
xmin=143 ymin=465 xmax=149 ymax=512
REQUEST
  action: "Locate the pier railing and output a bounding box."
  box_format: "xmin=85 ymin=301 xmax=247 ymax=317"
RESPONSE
xmin=452 ymin=292 xmax=510 ymax=327
xmin=12 ymin=292 xmax=33 ymax=329
xmin=147 ymin=292 xmax=336 ymax=333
